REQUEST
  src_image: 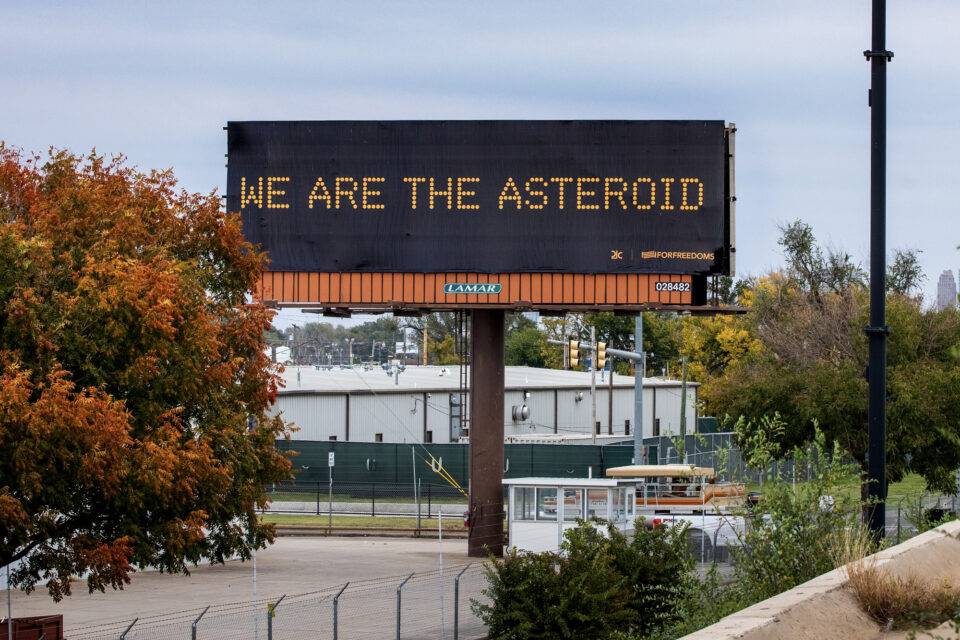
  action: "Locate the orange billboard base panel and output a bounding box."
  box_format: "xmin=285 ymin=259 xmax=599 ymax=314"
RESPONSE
xmin=255 ymin=271 xmax=720 ymax=310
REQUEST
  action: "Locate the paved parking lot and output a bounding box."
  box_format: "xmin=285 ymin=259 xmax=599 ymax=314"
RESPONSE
xmin=9 ymin=536 xmax=479 ymax=634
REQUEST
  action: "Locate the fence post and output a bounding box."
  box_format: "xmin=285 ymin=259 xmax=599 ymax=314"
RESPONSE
xmin=454 ymin=564 xmax=472 ymax=640
xmin=396 ymin=573 xmax=414 ymax=640
xmin=267 ymin=594 xmax=286 ymax=640
xmin=428 ymin=484 xmax=432 ymax=518
xmin=317 ymin=480 xmax=321 ymax=516
xmin=372 ymin=482 xmax=376 ymax=517
xmin=118 ymin=618 xmax=138 ymax=640
xmin=333 ymin=582 xmax=349 ymax=640
xmin=191 ymin=606 xmax=210 ymax=640
xmin=897 ymin=497 xmax=903 ymax=542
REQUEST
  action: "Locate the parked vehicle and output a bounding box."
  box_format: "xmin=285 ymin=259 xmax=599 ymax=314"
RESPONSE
xmin=606 ymin=464 xmax=749 ymax=561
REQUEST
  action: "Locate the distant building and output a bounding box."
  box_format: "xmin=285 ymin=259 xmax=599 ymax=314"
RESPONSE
xmin=937 ymin=270 xmax=957 ymax=310
xmin=269 ymin=365 xmax=698 ymax=444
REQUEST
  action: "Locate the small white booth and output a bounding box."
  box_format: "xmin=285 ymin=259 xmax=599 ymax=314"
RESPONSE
xmin=503 ymin=477 xmax=637 ymax=553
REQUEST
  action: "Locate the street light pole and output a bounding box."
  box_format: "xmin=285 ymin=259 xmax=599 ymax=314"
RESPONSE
xmin=865 ymin=0 xmax=893 ymax=539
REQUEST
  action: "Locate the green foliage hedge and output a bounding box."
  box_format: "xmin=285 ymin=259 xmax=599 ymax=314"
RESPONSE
xmin=474 ymin=519 xmax=693 ymax=639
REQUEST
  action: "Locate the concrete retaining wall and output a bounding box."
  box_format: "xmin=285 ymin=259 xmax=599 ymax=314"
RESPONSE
xmin=682 ymin=520 xmax=960 ymax=640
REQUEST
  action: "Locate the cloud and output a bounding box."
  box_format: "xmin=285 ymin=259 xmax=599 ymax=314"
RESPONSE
xmin=3 ymin=0 xmax=958 ymax=303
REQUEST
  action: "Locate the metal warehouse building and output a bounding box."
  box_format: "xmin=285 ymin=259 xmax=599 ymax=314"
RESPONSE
xmin=271 ymin=365 xmax=699 ymax=444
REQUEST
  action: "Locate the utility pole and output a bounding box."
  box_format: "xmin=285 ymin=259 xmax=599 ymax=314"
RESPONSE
xmin=865 ymin=0 xmax=893 ymax=539
xmin=634 ymin=315 xmax=643 ymax=464
xmin=679 ymin=356 xmax=688 ymax=462
xmin=562 ymin=317 xmax=568 ymax=370
xmin=608 ymin=354 xmax=614 ymax=435
xmin=590 ymin=325 xmax=597 ymax=445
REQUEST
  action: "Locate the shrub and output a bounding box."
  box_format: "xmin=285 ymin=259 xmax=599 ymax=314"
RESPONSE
xmin=474 ymin=518 xmax=694 ymax=640
xmin=602 ymin=517 xmax=695 ymax=636
xmin=728 ymin=425 xmax=863 ymax=602
xmin=473 ymin=549 xmax=565 ymax=640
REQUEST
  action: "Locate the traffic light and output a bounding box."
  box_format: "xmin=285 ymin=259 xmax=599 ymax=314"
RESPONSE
xmin=569 ymin=340 xmax=579 ymax=367
xmin=596 ymin=342 xmax=607 ymax=370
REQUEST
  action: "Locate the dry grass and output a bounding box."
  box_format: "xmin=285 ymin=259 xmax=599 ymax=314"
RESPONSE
xmin=834 ymin=528 xmax=960 ymax=629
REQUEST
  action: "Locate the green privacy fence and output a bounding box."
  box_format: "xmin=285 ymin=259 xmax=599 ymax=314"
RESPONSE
xmin=274 ymin=433 xmax=736 ymax=488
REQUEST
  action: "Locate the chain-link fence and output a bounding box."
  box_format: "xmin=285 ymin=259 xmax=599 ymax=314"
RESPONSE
xmin=65 ymin=564 xmax=490 ymax=640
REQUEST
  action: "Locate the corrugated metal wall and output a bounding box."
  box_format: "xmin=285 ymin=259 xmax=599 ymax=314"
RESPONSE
xmin=271 ymin=385 xmax=697 ymax=444
xmin=279 ymin=395 xmax=347 ymax=441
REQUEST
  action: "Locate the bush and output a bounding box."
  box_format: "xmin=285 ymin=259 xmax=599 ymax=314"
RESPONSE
xmin=602 ymin=517 xmax=695 ymax=636
xmin=474 ymin=518 xmax=694 ymax=640
xmin=728 ymin=425 xmax=864 ymax=602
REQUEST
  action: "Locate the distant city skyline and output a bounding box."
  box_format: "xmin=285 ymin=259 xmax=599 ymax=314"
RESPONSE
xmin=936 ymin=270 xmax=958 ymax=311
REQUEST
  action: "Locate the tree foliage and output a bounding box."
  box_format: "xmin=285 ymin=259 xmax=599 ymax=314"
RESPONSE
xmin=475 ymin=519 xmax=693 ymax=640
xmin=0 ymin=146 xmax=291 ymax=599
xmin=702 ymin=223 xmax=960 ymax=493
xmin=431 ymin=334 xmax=460 ymax=365
xmin=729 ymin=424 xmax=866 ymax=602
xmin=777 ymin=220 xmax=867 ymax=302
xmin=887 ymin=248 xmax=925 ymax=296
xmin=504 ymin=326 xmax=546 ymax=367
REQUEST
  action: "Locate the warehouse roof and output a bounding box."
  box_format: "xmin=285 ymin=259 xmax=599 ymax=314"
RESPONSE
xmin=275 ymin=365 xmax=698 ymax=394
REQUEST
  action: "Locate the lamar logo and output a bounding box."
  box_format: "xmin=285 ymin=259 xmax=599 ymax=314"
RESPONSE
xmin=443 ymin=283 xmax=502 ymax=294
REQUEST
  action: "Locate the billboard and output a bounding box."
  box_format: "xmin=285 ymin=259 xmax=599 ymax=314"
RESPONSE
xmin=227 ymin=121 xmax=733 ymax=278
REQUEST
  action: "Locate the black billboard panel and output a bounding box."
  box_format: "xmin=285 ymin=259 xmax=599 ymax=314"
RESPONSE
xmin=227 ymin=121 xmax=733 ymax=275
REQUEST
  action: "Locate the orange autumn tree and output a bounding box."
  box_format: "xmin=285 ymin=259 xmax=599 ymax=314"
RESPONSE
xmin=0 ymin=146 xmax=291 ymax=600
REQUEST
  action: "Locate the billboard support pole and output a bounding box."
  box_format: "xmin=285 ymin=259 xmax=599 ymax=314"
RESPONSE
xmin=468 ymin=309 xmax=505 ymax=557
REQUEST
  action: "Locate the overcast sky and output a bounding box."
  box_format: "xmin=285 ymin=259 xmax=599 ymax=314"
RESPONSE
xmin=4 ymin=1 xmax=958 ymax=328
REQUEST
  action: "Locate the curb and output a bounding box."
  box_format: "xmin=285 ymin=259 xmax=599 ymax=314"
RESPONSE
xmin=681 ymin=520 xmax=960 ymax=640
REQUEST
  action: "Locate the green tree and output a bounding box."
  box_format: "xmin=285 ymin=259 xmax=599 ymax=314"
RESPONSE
xmin=0 ymin=146 xmax=290 ymax=599
xmin=703 ymin=225 xmax=960 ymax=494
xmin=777 ymin=220 xmax=866 ymax=303
xmin=587 ymin=312 xmax=635 ymax=375
xmin=640 ymin=312 xmax=683 ymax=378
xmin=505 ymin=326 xmax=546 ymax=367
xmin=431 ymin=334 xmax=460 ymax=365
xmin=729 ymin=425 xmax=865 ymax=602
xmin=539 ymin=316 xmax=580 ymax=369
xmin=887 ymin=248 xmax=925 ymax=296
xmin=400 ymin=312 xmax=459 ymax=364
xmin=351 ymin=316 xmax=401 ymax=361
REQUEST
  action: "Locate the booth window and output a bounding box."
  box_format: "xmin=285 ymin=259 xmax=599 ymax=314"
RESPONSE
xmin=513 ymin=487 xmax=536 ymax=521
xmin=611 ymin=488 xmax=627 ymax=521
xmin=537 ymin=488 xmax=558 ymax=521
xmin=586 ymin=488 xmax=609 ymax=519
xmin=562 ymin=488 xmax=584 ymax=521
